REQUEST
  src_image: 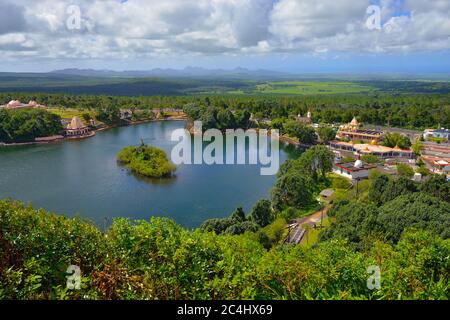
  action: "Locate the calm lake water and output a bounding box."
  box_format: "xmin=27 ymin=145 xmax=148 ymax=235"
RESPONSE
xmin=0 ymin=121 xmax=300 ymax=228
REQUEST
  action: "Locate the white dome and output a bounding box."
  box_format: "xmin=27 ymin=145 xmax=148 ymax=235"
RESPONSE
xmin=7 ymin=100 xmax=21 ymax=107
xmin=354 ymin=160 xmax=363 ymax=168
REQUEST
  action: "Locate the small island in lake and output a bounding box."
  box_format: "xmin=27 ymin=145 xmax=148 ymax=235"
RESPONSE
xmin=117 ymin=142 xmax=176 ymax=178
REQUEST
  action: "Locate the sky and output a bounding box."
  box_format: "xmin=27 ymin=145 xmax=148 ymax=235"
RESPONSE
xmin=0 ymin=0 xmax=450 ymax=74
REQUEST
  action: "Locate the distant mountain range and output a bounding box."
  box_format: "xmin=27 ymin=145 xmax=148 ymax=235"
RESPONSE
xmin=47 ymin=68 xmax=450 ymax=81
xmin=50 ymin=67 xmax=293 ymax=80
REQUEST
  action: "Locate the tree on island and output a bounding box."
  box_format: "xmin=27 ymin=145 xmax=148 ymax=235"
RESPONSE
xmin=117 ymin=143 xmax=176 ymax=178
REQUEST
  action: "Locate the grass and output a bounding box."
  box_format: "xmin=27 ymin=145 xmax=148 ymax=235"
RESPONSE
xmin=254 ymin=81 xmax=376 ymax=95
xmin=300 ymin=217 xmax=331 ymax=247
xmin=261 ymin=217 xmax=288 ymax=245
xmin=46 ymin=107 xmax=95 ymax=120
xmin=326 ymin=172 xmax=373 ymax=202
xmin=328 ymin=173 xmax=353 ymax=189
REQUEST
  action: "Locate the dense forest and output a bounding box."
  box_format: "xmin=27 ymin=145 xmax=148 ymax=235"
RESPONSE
xmin=1 ymin=92 xmax=449 ymax=130
xmin=0 ymin=108 xmax=62 ymax=143
xmin=1 ymin=73 xmax=450 ymax=96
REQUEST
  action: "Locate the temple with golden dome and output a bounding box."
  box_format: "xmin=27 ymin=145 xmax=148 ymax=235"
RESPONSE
xmin=336 ymin=117 xmax=383 ymax=142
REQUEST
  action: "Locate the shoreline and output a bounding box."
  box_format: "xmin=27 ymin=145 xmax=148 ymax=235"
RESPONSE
xmin=186 ymin=122 xmax=310 ymax=148
xmin=0 ymin=116 xmax=188 ymax=147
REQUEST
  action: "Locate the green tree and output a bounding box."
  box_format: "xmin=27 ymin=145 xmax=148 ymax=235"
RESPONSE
xmin=117 ymin=144 xmax=176 ymax=178
xmin=368 ymin=174 xmax=390 ymax=205
xmin=420 ymin=174 xmax=450 ymax=202
xmin=200 ymin=218 xmax=234 ymax=234
xmin=396 ymin=163 xmax=414 ymax=178
xmin=96 ymin=105 xmax=121 ymax=124
xmin=200 ymin=107 xmax=218 ymax=129
xmin=382 ymin=133 xmax=412 ymax=149
xmin=224 ymin=221 xmax=259 ymax=235
xmin=216 ymin=109 xmax=236 ymax=129
xmin=271 ymin=172 xmax=315 ymax=210
xmin=361 ymin=154 xmax=380 ymax=164
xmin=317 ymin=126 xmax=336 ymax=143
xmin=412 ymin=139 xmax=422 ymax=156
xmin=230 ymin=207 xmax=246 ymax=223
xmin=380 ymin=176 xmax=417 ymax=204
xmin=249 ymin=199 xmax=273 ymax=227
xmin=416 ymin=166 xmax=430 ymax=177
xmin=270 ymin=118 xmax=285 ymax=131
xmin=0 ymin=108 xmax=62 ymax=143
xmin=283 ymin=120 xmax=317 ymax=144
xmin=378 ymin=193 xmax=450 ymax=243
xmin=319 ymin=201 xmax=380 ymax=250
xmin=298 ymin=145 xmax=335 ymax=180
xmin=81 ymin=112 xmax=92 ymax=123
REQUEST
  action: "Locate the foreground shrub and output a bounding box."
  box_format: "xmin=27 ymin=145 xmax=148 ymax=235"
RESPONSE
xmin=0 ymin=200 xmax=448 ymax=300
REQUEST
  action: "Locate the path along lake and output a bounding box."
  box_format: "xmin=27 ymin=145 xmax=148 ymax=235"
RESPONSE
xmin=0 ymin=121 xmax=300 ymax=228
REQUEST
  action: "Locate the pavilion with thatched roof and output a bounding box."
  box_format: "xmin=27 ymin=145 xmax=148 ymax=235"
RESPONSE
xmin=64 ymin=117 xmax=90 ymax=136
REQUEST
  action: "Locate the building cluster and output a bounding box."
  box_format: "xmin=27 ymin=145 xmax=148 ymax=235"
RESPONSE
xmin=329 ymin=118 xmax=450 ymax=181
xmin=329 ymin=141 xmax=413 ymax=159
xmin=329 ymin=117 xmax=416 ymax=180
xmin=332 ymin=117 xmax=413 ymax=158
xmin=420 ymin=142 xmax=450 ymax=177
xmin=0 ymin=100 xmax=45 ymax=110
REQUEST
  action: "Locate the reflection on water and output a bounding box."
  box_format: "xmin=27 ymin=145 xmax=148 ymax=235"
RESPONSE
xmin=0 ymin=121 xmax=301 ymax=228
xmin=123 ymin=169 xmax=178 ymax=186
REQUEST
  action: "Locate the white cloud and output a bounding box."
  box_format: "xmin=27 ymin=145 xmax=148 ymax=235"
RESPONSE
xmin=0 ymin=0 xmax=449 ymax=64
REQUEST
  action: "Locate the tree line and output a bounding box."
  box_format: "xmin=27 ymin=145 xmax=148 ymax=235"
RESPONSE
xmin=0 ymin=108 xmax=62 ymax=143
xmin=1 ymin=92 xmax=449 ymax=129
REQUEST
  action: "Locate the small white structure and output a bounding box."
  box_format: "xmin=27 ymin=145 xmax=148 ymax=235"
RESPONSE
xmin=423 ymin=128 xmax=450 ymax=141
xmin=412 ymin=173 xmax=422 ymax=182
xmin=333 ymin=160 xmax=376 ymax=180
xmin=320 ymin=189 xmax=335 ymax=199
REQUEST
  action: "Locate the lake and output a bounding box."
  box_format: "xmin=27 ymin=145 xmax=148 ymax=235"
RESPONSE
xmin=0 ymin=121 xmax=300 ymax=228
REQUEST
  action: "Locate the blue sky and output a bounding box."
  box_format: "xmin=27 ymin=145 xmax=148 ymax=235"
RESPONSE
xmin=0 ymin=0 xmax=449 ymax=74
